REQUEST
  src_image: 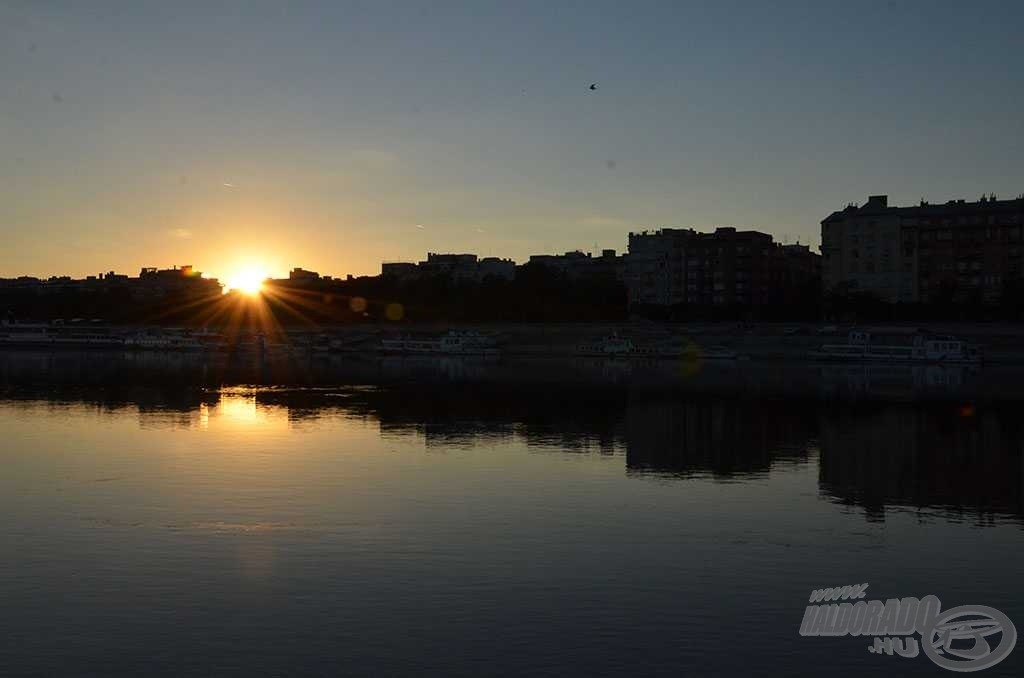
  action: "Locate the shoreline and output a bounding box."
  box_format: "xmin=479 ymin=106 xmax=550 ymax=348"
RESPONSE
xmin=4 ymin=320 xmax=1024 ymax=363
xmin=4 ymin=348 xmax=1024 ymax=403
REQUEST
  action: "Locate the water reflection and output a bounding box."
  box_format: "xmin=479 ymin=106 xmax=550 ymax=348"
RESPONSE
xmin=818 ymin=402 xmax=1024 ymax=523
xmin=1 ymin=350 xmax=1022 ymax=526
xmin=624 ymin=398 xmax=814 ymax=478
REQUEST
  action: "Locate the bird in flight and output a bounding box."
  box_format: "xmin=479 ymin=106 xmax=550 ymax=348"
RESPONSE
xmin=589 ymin=83 xmax=598 ymax=91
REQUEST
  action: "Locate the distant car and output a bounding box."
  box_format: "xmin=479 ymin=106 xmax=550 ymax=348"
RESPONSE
xmin=817 ymin=325 xmax=839 ymax=335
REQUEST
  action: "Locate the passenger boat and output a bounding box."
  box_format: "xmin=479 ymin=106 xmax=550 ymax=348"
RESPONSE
xmin=0 ymin=320 xmax=228 ymax=352
xmin=689 ymin=345 xmax=740 ymax=360
xmin=574 ymin=333 xmax=638 ymax=356
xmin=380 ymin=330 xmax=499 ymax=356
xmin=575 ymin=333 xmax=738 ymax=360
xmin=282 ymin=333 xmax=332 ymax=355
xmin=0 ymin=322 xmax=53 ymax=347
xmin=0 ymin=321 xmax=125 ymax=348
xmin=810 ymin=330 xmax=981 ymax=364
xmin=124 ymin=329 xmax=206 ymax=350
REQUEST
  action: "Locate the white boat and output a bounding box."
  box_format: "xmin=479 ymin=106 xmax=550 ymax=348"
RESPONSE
xmin=328 ymin=331 xmax=378 ymax=353
xmin=0 ymin=321 xmax=125 ymax=348
xmin=575 ymin=333 xmax=638 ymax=356
xmin=282 ymin=333 xmax=331 ymax=355
xmin=124 ymin=329 xmax=205 ymax=351
xmin=810 ymin=330 xmax=981 ymax=364
xmin=0 ymin=320 xmax=230 ymax=352
xmin=690 ymin=345 xmax=740 ymax=360
xmin=0 ymin=322 xmax=53 ymax=346
xmin=380 ymin=330 xmax=499 ymax=356
xmin=575 ymin=333 xmax=738 ymax=360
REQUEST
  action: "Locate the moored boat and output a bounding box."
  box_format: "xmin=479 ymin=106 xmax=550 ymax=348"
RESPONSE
xmin=0 ymin=321 xmax=124 ymax=348
xmin=575 ymin=333 xmax=738 ymax=360
xmin=380 ymin=330 xmax=500 ymax=356
xmin=124 ymin=329 xmax=206 ymax=351
xmin=810 ymin=329 xmax=981 ymax=364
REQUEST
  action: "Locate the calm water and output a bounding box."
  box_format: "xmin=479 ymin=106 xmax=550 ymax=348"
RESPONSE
xmin=1 ymin=352 xmax=1022 ymax=677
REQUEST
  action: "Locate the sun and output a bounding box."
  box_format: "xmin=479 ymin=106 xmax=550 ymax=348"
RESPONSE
xmin=226 ymin=268 xmax=267 ymax=296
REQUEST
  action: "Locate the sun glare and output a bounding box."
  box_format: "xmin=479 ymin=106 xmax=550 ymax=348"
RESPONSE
xmin=226 ymin=268 xmax=267 ymax=296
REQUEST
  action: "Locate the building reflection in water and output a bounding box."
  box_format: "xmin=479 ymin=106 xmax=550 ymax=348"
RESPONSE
xmin=0 ymin=350 xmax=1021 ymax=524
xmin=818 ymin=402 xmax=1024 ymax=523
xmin=624 ymin=397 xmax=813 ymax=478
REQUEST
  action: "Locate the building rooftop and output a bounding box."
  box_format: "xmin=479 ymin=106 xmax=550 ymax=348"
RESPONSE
xmin=824 ymin=194 xmax=1024 ymax=223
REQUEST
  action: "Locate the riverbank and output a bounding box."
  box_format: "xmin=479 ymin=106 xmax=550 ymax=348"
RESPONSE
xmin=5 ymin=348 xmax=1024 ymax=403
xmin=4 ymin=320 xmax=1024 ymax=362
xmin=315 ymin=321 xmax=1024 ymax=363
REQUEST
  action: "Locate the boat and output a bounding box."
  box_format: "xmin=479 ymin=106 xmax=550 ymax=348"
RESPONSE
xmin=0 ymin=320 xmax=234 ymax=352
xmin=575 ymin=333 xmax=738 ymax=360
xmin=691 ymin=345 xmax=741 ymax=360
xmin=124 ymin=329 xmax=206 ymax=351
xmin=0 ymin=321 xmax=125 ymax=348
xmin=328 ymin=331 xmax=378 ymax=353
xmin=575 ymin=333 xmax=638 ymax=356
xmin=0 ymin=322 xmax=53 ymax=347
xmin=280 ymin=333 xmax=332 ymax=355
xmin=810 ymin=329 xmax=981 ymax=364
xmin=380 ymin=330 xmax=500 ymax=356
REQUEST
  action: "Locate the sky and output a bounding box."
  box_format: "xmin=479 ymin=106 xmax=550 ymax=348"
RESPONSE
xmin=2 ymin=0 xmax=1023 ymax=281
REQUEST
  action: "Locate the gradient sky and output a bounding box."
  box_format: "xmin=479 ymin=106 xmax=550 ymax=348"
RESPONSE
xmin=2 ymin=0 xmax=1023 ymax=280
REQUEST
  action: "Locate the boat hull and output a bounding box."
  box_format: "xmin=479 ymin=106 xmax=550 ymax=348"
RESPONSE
xmin=808 ymin=350 xmax=981 ymax=365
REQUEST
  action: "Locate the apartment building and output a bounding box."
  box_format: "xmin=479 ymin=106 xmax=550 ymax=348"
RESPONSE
xmin=822 ymin=194 xmax=1024 ymax=304
xmin=625 ymin=227 xmax=819 ymax=308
